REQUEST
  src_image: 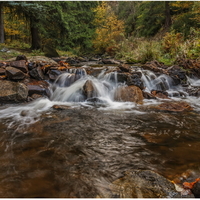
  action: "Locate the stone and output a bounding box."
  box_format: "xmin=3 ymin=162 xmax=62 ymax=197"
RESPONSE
xmin=114 ymin=85 xmax=143 ymax=104
xmin=153 ymin=101 xmax=193 ymax=112
xmin=48 ymin=70 xmax=62 ymax=81
xmin=143 ymin=91 xmax=156 ymax=99
xmin=0 ymin=68 xmax=5 ymax=75
xmin=27 ymin=56 xmax=58 ymax=65
xmin=151 ymin=90 xmax=169 ymax=99
xmin=102 ymin=59 xmax=120 ymax=65
xmin=83 ymin=80 xmax=98 ymax=99
xmin=6 ymin=66 xmax=26 ymax=80
xmin=107 ymin=170 xmax=180 ymax=198
xmin=167 ymin=65 xmax=187 ymax=85
xmin=29 ymin=66 xmax=45 ymax=80
xmin=127 ymin=72 xmax=144 ymax=90
xmin=0 ymin=80 xmax=28 ymax=102
xmin=52 ymin=105 xmax=70 ymax=110
xmin=191 ymin=180 xmax=200 ymax=197
xmin=27 ymin=81 xmax=50 ymax=96
xmin=10 ymin=60 xmax=28 ymax=73
xmin=16 ymin=55 xmax=27 ymax=61
xmin=118 ymin=64 xmax=131 ymax=72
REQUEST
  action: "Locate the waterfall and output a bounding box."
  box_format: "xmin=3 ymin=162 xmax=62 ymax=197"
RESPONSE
xmin=50 ymin=68 xmax=124 ymax=105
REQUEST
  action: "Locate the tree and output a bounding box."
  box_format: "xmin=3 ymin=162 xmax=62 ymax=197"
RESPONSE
xmin=0 ymin=3 xmax=4 ymax=43
xmin=92 ymin=1 xmax=125 ymax=54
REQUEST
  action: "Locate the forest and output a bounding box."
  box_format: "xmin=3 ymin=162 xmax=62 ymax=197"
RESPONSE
xmin=0 ymin=1 xmax=200 ymax=65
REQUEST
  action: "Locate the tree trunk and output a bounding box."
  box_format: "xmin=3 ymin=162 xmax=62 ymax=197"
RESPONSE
xmin=30 ymin=19 xmax=41 ymax=50
xmin=0 ymin=4 xmax=4 ymax=43
xmin=164 ymin=1 xmax=172 ymax=30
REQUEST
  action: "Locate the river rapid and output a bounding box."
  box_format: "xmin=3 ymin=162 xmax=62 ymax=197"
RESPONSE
xmin=0 ymin=65 xmax=200 ymax=197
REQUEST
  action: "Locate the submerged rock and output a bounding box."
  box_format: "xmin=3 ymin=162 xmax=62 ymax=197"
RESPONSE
xmin=114 ymin=85 xmax=143 ymax=104
xmin=152 ymin=101 xmax=193 ymax=112
xmin=0 ymin=80 xmax=28 ymax=102
xmin=106 ymin=170 xmax=181 ymax=198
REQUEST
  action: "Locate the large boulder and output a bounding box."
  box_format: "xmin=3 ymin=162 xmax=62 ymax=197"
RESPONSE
xmin=114 ymin=85 xmax=143 ymax=104
xmin=83 ymin=80 xmax=98 ymax=99
xmin=0 ymin=80 xmax=28 ymax=102
xmin=99 ymin=170 xmax=181 ymax=198
xmin=10 ymin=60 xmax=28 ymax=73
xmin=6 ymin=66 xmax=26 ymax=80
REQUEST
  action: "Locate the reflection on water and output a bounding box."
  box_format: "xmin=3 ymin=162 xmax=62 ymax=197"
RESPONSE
xmin=0 ymin=107 xmax=200 ymax=197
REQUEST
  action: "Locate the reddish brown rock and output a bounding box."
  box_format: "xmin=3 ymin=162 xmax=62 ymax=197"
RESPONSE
xmin=114 ymin=85 xmax=143 ymax=104
xmin=83 ymin=80 xmax=98 ymax=99
xmin=10 ymin=60 xmax=28 ymax=73
xmin=151 ymin=90 xmax=169 ymax=99
xmin=6 ymin=66 xmax=26 ymax=80
xmin=153 ymin=101 xmax=193 ymax=112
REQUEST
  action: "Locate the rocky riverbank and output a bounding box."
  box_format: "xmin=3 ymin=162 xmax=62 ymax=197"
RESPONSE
xmin=0 ymin=55 xmax=199 ymax=112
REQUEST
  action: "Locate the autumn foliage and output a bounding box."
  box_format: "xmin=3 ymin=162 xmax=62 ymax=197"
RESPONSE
xmin=92 ymin=2 xmax=125 ymax=54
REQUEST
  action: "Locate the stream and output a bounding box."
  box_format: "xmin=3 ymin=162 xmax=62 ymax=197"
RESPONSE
xmin=0 ymin=65 xmax=200 ymax=197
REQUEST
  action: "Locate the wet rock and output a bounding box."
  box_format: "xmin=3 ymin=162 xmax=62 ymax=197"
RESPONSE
xmin=142 ymin=60 xmax=167 ymax=74
xmin=29 ymin=66 xmax=45 ymax=80
xmin=152 ymin=101 xmax=193 ymax=112
xmin=86 ymin=67 xmax=105 ymax=77
xmin=114 ymin=85 xmax=143 ymax=104
xmin=10 ymin=60 xmax=28 ymax=73
xmin=16 ymin=55 xmax=27 ymax=61
xmin=118 ymin=64 xmax=131 ymax=72
xmin=191 ymin=180 xmax=200 ymax=197
xmin=6 ymin=66 xmax=26 ymax=80
xmin=31 ymin=94 xmax=43 ymax=100
xmin=116 ymin=73 xmax=129 ymax=83
xmin=52 ymin=105 xmax=70 ymax=110
xmin=0 ymin=80 xmax=28 ymax=102
xmin=167 ymin=65 xmax=187 ymax=85
xmin=186 ymin=86 xmax=200 ymax=97
xmin=127 ymin=72 xmax=144 ymax=90
xmin=27 ymin=81 xmax=50 ymax=97
xmin=151 ymin=90 xmax=169 ymax=99
xmin=109 ymin=170 xmax=180 ymax=198
xmin=142 ymin=91 xmax=156 ymax=99
xmin=83 ymin=80 xmax=98 ymax=99
xmin=48 ymin=70 xmax=62 ymax=81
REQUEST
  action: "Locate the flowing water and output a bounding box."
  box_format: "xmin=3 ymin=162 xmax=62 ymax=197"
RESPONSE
xmin=0 ymin=66 xmax=200 ymax=197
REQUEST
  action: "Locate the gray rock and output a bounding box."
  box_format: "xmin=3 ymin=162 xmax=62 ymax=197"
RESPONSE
xmin=10 ymin=60 xmax=28 ymax=73
xmin=29 ymin=66 xmax=45 ymax=80
xmin=0 ymin=80 xmax=28 ymax=102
